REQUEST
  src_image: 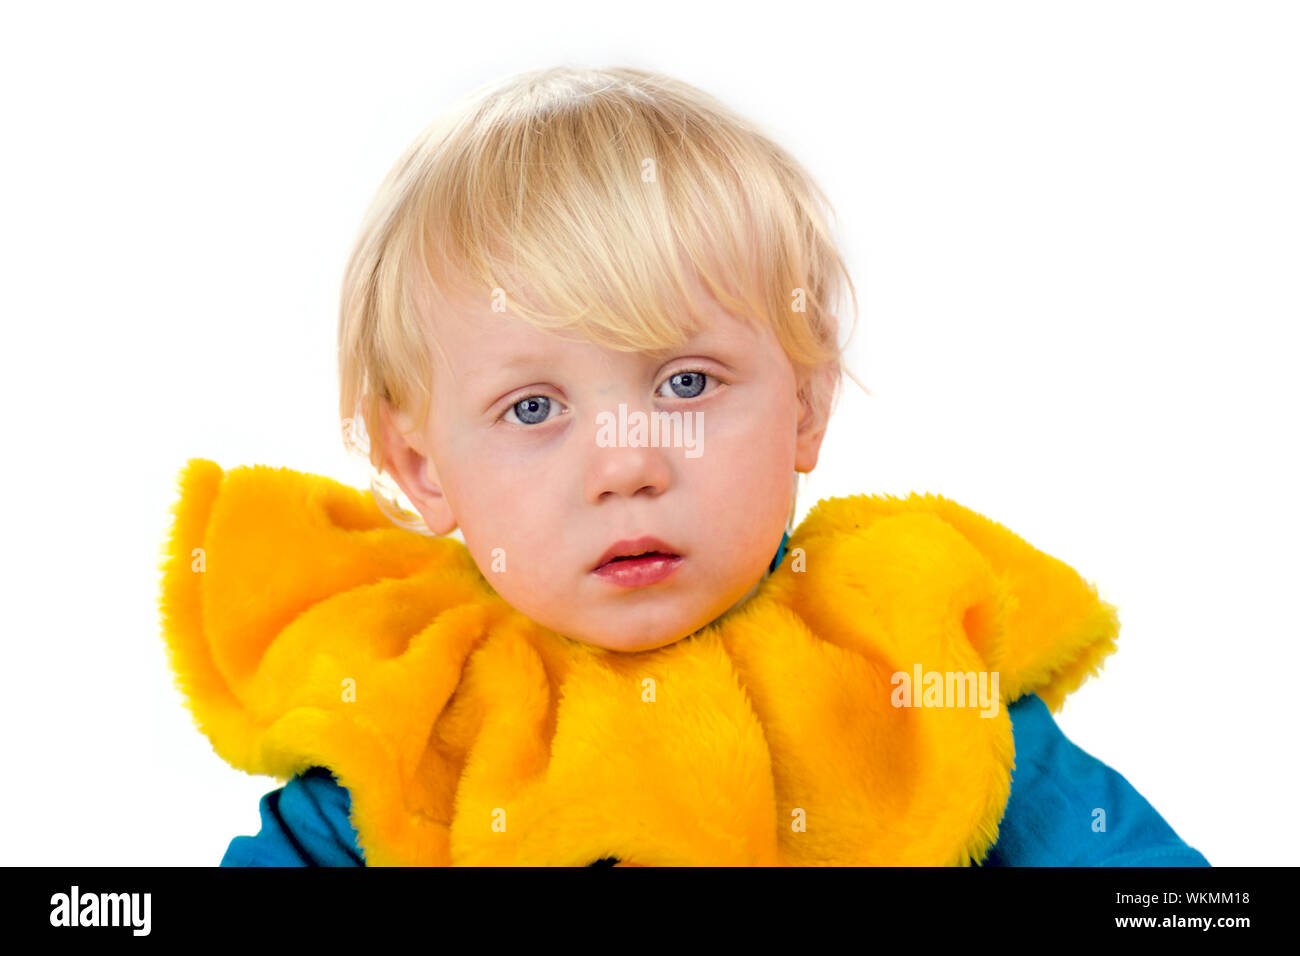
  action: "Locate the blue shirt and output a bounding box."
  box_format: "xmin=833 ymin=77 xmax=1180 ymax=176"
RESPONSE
xmin=221 ymin=530 xmax=1211 ymax=867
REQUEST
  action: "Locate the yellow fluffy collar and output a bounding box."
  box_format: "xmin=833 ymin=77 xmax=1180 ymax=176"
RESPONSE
xmin=158 ymin=459 xmax=1119 ymax=866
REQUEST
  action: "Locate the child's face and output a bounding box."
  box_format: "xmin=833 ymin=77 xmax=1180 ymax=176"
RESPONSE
xmin=382 ymin=285 xmax=829 ymax=652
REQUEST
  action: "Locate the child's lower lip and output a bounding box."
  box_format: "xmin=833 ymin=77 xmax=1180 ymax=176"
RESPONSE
xmin=592 ymin=553 xmax=683 ymax=588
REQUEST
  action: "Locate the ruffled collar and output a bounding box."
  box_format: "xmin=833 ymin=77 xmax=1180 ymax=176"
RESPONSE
xmin=159 ymin=459 xmax=1119 ymax=865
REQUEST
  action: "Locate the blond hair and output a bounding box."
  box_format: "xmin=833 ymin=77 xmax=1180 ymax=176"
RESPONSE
xmin=338 ymin=65 xmax=864 ymax=529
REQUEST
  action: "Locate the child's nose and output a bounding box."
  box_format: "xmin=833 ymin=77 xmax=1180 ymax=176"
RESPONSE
xmin=582 ymin=435 xmax=674 ymax=504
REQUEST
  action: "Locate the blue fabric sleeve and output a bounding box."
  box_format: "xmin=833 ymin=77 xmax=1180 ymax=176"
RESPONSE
xmin=220 ymin=767 xmax=365 ymax=867
xmin=982 ymin=693 xmax=1211 ymax=867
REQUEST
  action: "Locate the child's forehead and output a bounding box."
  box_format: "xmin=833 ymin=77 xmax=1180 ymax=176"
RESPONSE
xmin=431 ymin=288 xmax=761 ymax=372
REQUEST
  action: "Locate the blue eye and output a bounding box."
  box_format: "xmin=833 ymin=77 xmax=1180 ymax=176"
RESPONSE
xmin=658 ymin=369 xmax=710 ymax=399
xmin=504 ymin=395 xmax=559 ymax=426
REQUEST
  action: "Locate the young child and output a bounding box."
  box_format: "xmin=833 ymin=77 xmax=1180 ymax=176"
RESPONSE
xmin=160 ymin=65 xmax=1210 ymax=867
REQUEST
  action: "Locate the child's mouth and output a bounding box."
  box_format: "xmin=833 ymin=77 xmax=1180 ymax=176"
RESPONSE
xmin=592 ymin=551 xmax=683 ymax=588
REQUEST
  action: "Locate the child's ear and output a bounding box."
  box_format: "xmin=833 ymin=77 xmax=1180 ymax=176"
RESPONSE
xmin=378 ymin=399 xmax=458 ymax=536
xmin=794 ymin=362 xmax=835 ymax=474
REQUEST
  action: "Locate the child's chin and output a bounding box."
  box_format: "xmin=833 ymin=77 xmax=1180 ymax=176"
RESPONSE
xmin=580 ymin=626 xmax=692 ymax=654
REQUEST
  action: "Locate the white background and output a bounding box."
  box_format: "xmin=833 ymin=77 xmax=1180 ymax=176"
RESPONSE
xmin=1 ymin=0 xmax=1294 ymax=866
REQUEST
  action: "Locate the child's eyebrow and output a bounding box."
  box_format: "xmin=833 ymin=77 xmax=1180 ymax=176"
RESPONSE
xmin=470 ymin=326 xmax=739 ymax=383
xmin=490 ymin=353 xmax=550 ymax=373
xmin=462 ymin=349 xmax=564 ymax=382
xmin=646 ymin=329 xmax=745 ymax=367
xmin=462 ymin=355 xmax=550 ymax=407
